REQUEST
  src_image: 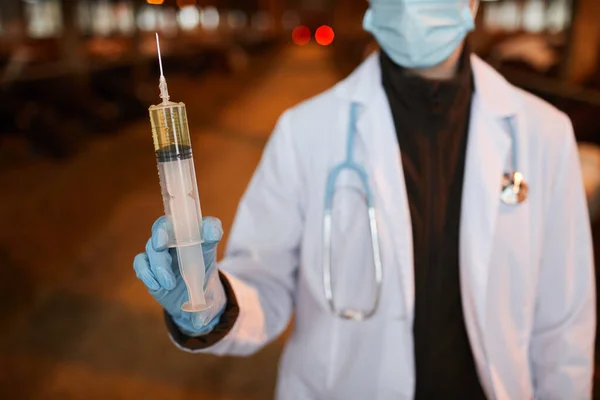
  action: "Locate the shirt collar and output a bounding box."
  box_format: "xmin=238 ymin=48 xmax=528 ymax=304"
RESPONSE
xmin=379 ymin=44 xmax=474 ymax=114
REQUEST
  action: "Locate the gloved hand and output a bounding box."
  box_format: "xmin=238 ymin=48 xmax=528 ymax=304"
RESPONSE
xmin=133 ymin=216 xmax=227 ymax=336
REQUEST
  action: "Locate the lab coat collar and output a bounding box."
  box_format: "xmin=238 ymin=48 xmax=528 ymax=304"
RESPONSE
xmin=334 ymin=52 xmax=381 ymax=106
xmin=335 ymin=51 xmax=517 ymax=119
xmin=470 ymin=55 xmax=517 ymax=118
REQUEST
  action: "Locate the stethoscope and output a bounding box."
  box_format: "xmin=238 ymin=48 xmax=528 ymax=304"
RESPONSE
xmin=322 ymin=102 xmax=528 ymax=321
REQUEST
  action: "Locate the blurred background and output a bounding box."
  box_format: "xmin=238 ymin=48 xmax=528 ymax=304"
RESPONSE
xmin=1 ymin=0 xmax=600 ymax=398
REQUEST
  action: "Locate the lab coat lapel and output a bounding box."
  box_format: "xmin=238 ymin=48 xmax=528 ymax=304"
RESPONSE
xmin=461 ymin=56 xmax=516 ymax=324
xmin=460 ymin=56 xmax=517 ymax=397
xmin=460 ymin=99 xmax=511 ymax=325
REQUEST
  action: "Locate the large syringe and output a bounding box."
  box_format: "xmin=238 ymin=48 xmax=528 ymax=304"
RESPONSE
xmin=149 ymin=34 xmax=208 ymax=312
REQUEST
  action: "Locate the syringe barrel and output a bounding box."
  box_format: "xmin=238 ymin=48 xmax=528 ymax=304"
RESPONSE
xmin=149 ymin=102 xmax=203 ymax=247
xmin=149 ymin=101 xmax=207 ymax=311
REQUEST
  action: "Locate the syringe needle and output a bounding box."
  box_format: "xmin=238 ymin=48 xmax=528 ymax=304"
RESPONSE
xmin=155 ymin=33 xmax=169 ymax=103
xmin=156 ymin=33 xmax=164 ymax=77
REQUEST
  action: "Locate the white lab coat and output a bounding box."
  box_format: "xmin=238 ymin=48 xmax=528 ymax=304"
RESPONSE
xmin=175 ymin=54 xmax=597 ymax=399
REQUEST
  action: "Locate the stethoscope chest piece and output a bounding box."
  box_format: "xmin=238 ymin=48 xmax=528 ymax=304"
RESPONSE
xmin=501 ymin=171 xmax=528 ymax=205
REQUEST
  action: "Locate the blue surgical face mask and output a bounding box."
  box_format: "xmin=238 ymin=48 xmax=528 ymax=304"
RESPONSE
xmin=363 ymin=0 xmax=477 ymax=69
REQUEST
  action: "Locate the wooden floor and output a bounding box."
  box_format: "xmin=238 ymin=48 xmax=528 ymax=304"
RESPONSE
xmin=0 ymin=44 xmax=341 ymax=400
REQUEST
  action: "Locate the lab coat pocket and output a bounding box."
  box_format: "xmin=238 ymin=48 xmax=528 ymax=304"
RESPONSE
xmin=326 ymin=318 xmax=380 ymax=398
xmin=326 ymin=317 xmax=413 ymax=399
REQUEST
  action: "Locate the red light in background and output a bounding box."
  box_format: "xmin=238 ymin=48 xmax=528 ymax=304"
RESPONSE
xmin=292 ymin=26 xmax=311 ymax=46
xmin=315 ymin=25 xmax=334 ymax=46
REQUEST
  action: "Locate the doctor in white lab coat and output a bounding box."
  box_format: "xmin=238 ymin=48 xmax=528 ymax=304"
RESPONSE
xmin=134 ymin=0 xmax=596 ymax=398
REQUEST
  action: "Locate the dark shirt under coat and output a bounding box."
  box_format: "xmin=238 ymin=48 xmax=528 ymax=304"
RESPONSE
xmin=380 ymin=47 xmax=487 ymax=399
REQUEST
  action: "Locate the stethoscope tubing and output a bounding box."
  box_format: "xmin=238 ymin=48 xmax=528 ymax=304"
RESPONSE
xmin=323 ymin=102 xmax=383 ymax=321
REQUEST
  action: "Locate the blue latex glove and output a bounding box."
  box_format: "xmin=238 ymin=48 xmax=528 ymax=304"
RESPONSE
xmin=133 ymin=216 xmax=227 ymax=336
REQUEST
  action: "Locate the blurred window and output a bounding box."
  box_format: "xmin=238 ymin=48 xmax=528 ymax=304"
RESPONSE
xmin=227 ymin=10 xmax=247 ymax=30
xmin=158 ymin=7 xmax=178 ymax=37
xmin=178 ymin=6 xmax=200 ymax=31
xmin=483 ymin=0 xmax=572 ymax=33
xmin=25 ymin=0 xmax=63 ymax=39
xmin=484 ymin=0 xmax=520 ymax=32
xmin=546 ymin=0 xmax=571 ymax=33
xmin=77 ymin=1 xmax=93 ymax=35
xmin=137 ymin=5 xmax=159 ymax=32
xmin=200 ymin=6 xmax=219 ymax=30
xmin=92 ymin=0 xmax=115 ymax=37
xmin=115 ymin=1 xmax=136 ymax=36
xmin=522 ymin=0 xmax=545 ymax=33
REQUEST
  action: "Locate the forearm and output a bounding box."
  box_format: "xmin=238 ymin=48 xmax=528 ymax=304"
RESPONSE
xmin=166 ymin=268 xmax=292 ymax=356
xmin=165 ymin=272 xmax=241 ymax=352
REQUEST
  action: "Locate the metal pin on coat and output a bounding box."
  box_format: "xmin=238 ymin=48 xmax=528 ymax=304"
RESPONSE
xmin=501 ymin=119 xmax=528 ymax=205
